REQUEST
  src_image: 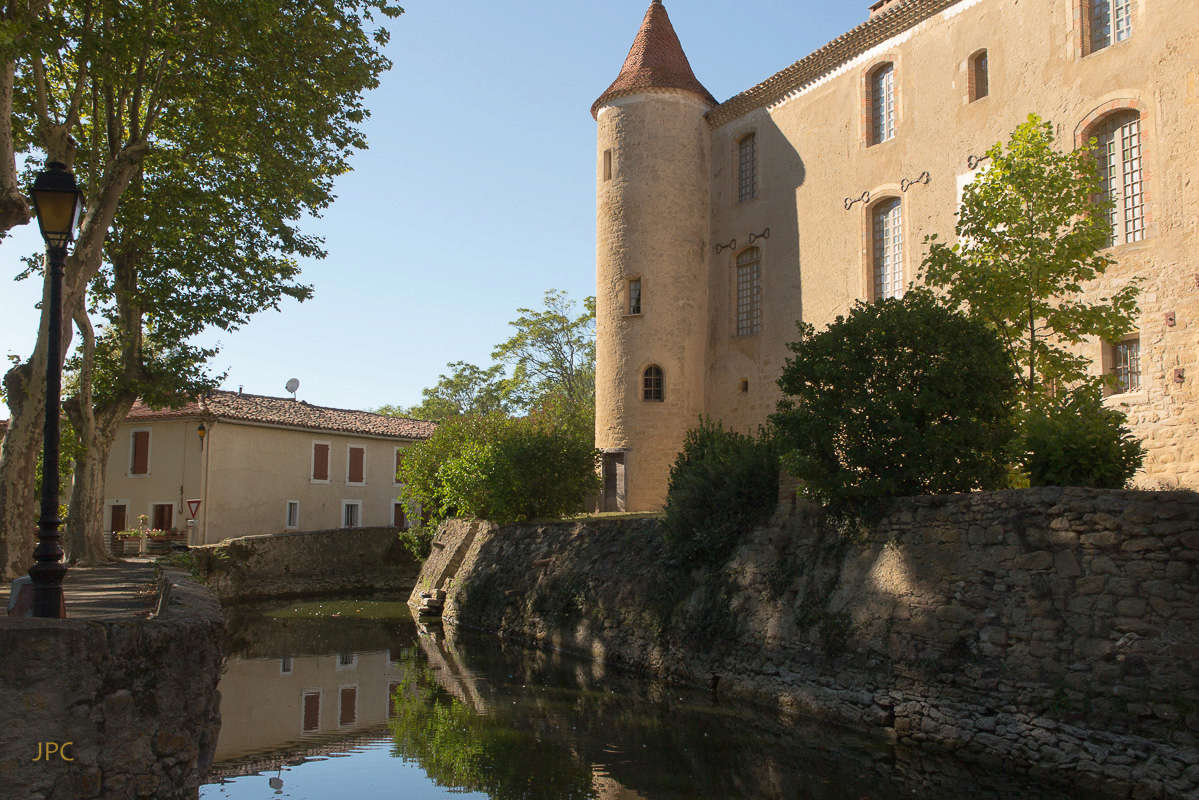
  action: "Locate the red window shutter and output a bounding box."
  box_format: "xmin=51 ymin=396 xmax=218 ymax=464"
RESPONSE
xmin=339 ymin=687 xmax=357 ymax=726
xmin=348 ymin=447 xmax=365 ymax=484
xmin=303 ymin=693 xmax=320 ymax=732
xmin=131 ymin=431 xmax=150 ymax=475
xmin=313 ymin=444 xmax=329 ymax=481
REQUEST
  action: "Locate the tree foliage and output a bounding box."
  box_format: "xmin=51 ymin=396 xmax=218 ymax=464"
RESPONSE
xmin=771 ymin=290 xmax=1019 ymax=519
xmin=662 ymin=418 xmax=779 ymax=567
xmin=921 ymin=114 xmax=1139 ymax=409
xmin=379 ymin=361 xmax=517 ymax=422
xmin=398 ymin=413 xmax=598 ymax=531
xmin=1016 ymin=385 xmax=1145 ymax=489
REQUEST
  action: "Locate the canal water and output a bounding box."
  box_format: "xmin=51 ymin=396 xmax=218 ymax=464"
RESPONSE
xmin=200 ymin=599 xmax=1086 ymax=800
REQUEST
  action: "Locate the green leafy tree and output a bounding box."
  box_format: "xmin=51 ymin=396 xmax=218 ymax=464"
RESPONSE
xmin=378 ymin=361 xmax=518 ymax=422
xmin=398 ymin=413 xmax=598 ymax=534
xmin=0 ymin=0 xmax=402 ymax=577
xmin=771 ymin=290 xmax=1018 ymax=520
xmin=663 ymin=418 xmax=779 ymax=567
xmin=492 ymin=290 xmax=596 ymax=430
xmin=1016 ymin=384 xmax=1144 ymax=488
xmin=920 ymin=114 xmax=1139 ymax=409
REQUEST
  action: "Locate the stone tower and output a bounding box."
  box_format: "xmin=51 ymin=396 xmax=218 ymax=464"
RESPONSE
xmin=592 ymin=0 xmax=715 ymax=512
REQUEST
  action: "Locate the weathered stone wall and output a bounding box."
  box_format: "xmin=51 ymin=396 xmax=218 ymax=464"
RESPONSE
xmin=417 ymin=488 xmax=1199 ymax=799
xmin=0 ymin=574 xmax=224 ymax=799
xmin=194 ymin=526 xmax=420 ymax=603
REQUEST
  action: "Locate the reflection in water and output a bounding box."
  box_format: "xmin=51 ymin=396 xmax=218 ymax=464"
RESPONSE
xmin=203 ymin=601 xmax=1087 ymax=800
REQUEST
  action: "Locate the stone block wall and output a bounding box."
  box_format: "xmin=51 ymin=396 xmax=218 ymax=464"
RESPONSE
xmin=422 ymin=488 xmax=1199 ymax=798
xmin=193 ymin=526 xmax=420 ymax=603
xmin=0 ymin=575 xmax=224 ymax=799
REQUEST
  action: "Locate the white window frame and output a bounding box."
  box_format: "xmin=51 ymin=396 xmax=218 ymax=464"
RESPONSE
xmin=872 ymin=198 xmax=904 ymax=300
xmin=1094 ymin=112 xmax=1144 ymax=248
xmin=342 ymin=500 xmax=362 ymax=530
xmin=870 ymin=63 xmax=896 ymax=145
xmin=336 ymin=652 xmax=358 ymax=671
xmin=128 ymin=428 xmax=152 ymax=478
xmin=310 ymin=440 xmax=332 ymax=484
xmin=280 ymin=656 xmax=294 ymax=675
xmin=1089 ymin=0 xmax=1132 ymax=54
xmin=346 ymin=444 xmax=367 ymax=486
xmin=285 ymin=500 xmax=300 ymax=530
xmin=1107 ymin=335 xmax=1142 ymax=395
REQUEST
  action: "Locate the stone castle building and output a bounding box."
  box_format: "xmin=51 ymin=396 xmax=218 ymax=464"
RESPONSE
xmin=593 ymin=0 xmax=1199 ymax=511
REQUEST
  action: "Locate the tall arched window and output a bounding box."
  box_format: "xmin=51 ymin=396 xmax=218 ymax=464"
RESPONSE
xmin=642 ymin=365 xmax=664 ymax=402
xmin=738 ymin=133 xmax=757 ymax=202
xmin=1088 ymin=0 xmax=1132 ymax=54
xmin=868 ymin=63 xmax=895 ymax=145
xmin=735 ymin=247 xmax=762 ymax=336
xmin=872 ymin=198 xmax=904 ymax=300
xmin=1092 ymin=111 xmax=1144 ymax=246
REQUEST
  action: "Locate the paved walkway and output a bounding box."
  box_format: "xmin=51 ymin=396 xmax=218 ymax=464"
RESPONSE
xmin=3 ymin=559 xmax=159 ymax=620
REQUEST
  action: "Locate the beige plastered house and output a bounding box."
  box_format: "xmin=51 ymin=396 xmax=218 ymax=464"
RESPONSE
xmin=594 ymin=0 xmax=1199 ymax=511
xmin=102 ymin=391 xmax=434 ymax=545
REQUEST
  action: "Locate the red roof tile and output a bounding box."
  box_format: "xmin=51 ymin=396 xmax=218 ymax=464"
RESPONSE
xmin=125 ymin=391 xmax=436 ymax=440
xmin=592 ymin=0 xmax=716 ymax=118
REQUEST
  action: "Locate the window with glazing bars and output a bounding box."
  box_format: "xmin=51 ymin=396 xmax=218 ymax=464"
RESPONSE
xmin=1095 ymin=112 xmax=1144 ymax=246
xmin=871 ymin=64 xmax=895 ymax=144
xmin=738 ymin=134 xmax=757 ymax=201
xmin=872 ymin=199 xmax=904 ymax=300
xmin=628 ymin=278 xmax=642 ymax=315
xmin=1112 ymin=338 xmax=1140 ymax=394
xmin=736 ymin=248 xmax=762 ymax=336
xmin=1090 ymin=0 xmax=1132 ymax=53
xmin=642 ymin=365 xmax=664 ymax=402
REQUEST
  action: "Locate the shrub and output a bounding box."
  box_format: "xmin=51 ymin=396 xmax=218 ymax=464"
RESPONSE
xmin=771 ymin=289 xmax=1018 ymax=520
xmin=662 ymin=418 xmax=780 ymax=567
xmin=1016 ymin=385 xmax=1145 ymax=488
xmin=399 ymin=413 xmax=598 ymax=530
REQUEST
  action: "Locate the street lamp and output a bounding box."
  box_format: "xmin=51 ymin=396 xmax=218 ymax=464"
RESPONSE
xmin=29 ymin=160 xmax=84 ymax=619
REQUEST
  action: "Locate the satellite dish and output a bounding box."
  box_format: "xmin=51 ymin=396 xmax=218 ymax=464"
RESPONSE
xmin=285 ymin=378 xmax=300 ymax=399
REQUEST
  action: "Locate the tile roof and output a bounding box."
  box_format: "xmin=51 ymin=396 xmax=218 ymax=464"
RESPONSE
xmin=125 ymin=390 xmax=436 ymax=440
xmin=591 ymin=0 xmax=716 ymax=118
xmin=707 ymin=0 xmax=962 ymax=128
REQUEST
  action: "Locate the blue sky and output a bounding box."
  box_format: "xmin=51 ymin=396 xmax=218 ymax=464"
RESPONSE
xmin=0 ymin=1 xmax=869 ymax=417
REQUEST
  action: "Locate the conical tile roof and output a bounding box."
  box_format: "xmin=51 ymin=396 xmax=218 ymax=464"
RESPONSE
xmin=591 ymin=1 xmax=716 ymax=118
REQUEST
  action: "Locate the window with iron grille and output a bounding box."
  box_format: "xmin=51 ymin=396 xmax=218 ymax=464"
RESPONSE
xmin=1111 ymin=337 xmax=1141 ymax=394
xmin=1090 ymin=0 xmax=1132 ymax=53
xmin=286 ymin=501 xmax=299 ymax=529
xmin=870 ymin=64 xmax=895 ymax=145
xmin=872 ymin=198 xmax=904 ymax=300
xmin=736 ymin=248 xmax=762 ymax=336
xmin=1094 ymin=112 xmax=1144 ymax=246
xmin=642 ymin=365 xmax=664 ymax=402
xmin=342 ymin=501 xmax=361 ymax=529
xmin=738 ymin=134 xmax=757 ymax=202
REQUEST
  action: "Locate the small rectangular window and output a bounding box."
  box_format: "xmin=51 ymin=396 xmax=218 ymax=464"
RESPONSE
xmin=343 ymin=501 xmax=361 ymax=529
xmin=1090 ymin=0 xmax=1132 ymax=53
xmin=393 ymin=502 xmax=407 ymax=529
xmin=394 ymin=448 xmax=404 ymax=485
xmin=870 ymin=64 xmax=896 ymax=145
xmin=338 ymin=652 xmax=357 ymax=668
xmin=736 ymin=249 xmax=762 ymax=336
xmin=280 ymin=656 xmax=294 ymax=675
xmin=969 ymin=50 xmax=988 ymax=101
xmin=1110 ymin=336 xmax=1141 ymax=394
xmin=286 ymin=501 xmax=300 ymax=529
xmin=628 ymin=278 xmax=642 ymax=315
xmin=312 ymin=443 xmax=330 ymax=482
xmin=347 ymin=446 xmax=365 ymax=484
xmin=603 ymin=149 xmax=613 ymax=181
xmin=130 ymin=430 xmax=150 ymax=475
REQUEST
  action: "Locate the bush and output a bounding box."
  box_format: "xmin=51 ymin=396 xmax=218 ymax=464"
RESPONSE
xmin=662 ymin=418 xmax=780 ymax=567
xmin=1016 ymin=385 xmax=1145 ymax=488
xmin=771 ymin=289 xmax=1018 ymax=520
xmin=399 ymin=413 xmax=598 ymax=530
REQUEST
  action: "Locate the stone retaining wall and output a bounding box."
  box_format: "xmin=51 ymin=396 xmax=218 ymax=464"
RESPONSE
xmin=414 ymin=488 xmax=1199 ymax=799
xmin=193 ymin=526 xmax=420 ymax=603
xmin=0 ymin=573 xmax=224 ymax=799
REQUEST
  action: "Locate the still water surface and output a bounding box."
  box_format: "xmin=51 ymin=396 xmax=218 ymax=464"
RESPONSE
xmin=200 ymin=599 xmax=1085 ymax=800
